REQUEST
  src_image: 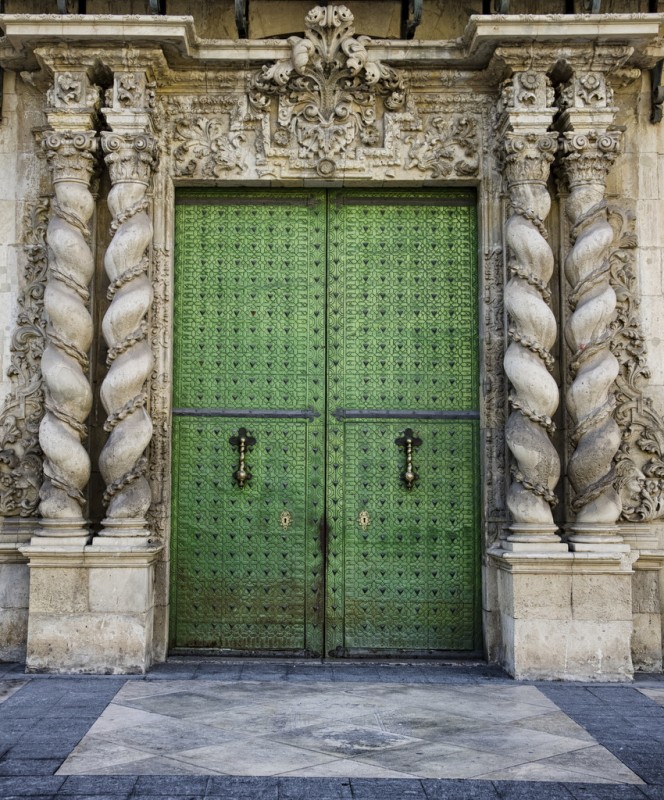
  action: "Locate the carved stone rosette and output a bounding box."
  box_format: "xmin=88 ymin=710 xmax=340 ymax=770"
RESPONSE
xmin=98 ymin=130 xmax=157 ymax=539
xmin=37 ymin=128 xmax=98 ymax=539
xmin=561 ymin=129 xmax=624 ymax=542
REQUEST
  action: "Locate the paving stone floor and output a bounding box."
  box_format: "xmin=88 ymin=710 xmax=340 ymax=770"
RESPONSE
xmin=0 ymin=658 xmax=663 ymax=799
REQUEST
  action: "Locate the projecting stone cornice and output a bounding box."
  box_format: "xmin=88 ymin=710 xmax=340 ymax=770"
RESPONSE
xmin=0 ymin=13 xmax=661 ymax=71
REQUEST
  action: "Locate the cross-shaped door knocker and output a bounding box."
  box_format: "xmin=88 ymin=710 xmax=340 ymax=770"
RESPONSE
xmin=395 ymin=428 xmax=422 ymax=489
xmin=229 ymin=427 xmax=256 ymax=488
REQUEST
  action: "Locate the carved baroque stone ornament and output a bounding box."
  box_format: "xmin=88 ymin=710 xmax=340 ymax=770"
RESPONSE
xmin=248 ymin=4 xmax=407 ymax=177
xmin=0 ymin=200 xmax=49 ymax=518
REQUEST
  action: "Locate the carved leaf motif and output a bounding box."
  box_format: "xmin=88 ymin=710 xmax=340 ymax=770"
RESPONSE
xmin=407 ymin=116 xmax=479 ymax=179
xmin=0 ymin=199 xmax=49 ymax=518
xmin=609 ymin=205 xmax=664 ymax=521
xmin=173 ymin=117 xmax=245 ymax=178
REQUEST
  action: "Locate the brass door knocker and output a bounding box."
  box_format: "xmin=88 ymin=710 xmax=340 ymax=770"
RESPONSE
xmin=395 ymin=428 xmax=422 ymax=489
xmin=229 ymin=427 xmax=256 ymax=488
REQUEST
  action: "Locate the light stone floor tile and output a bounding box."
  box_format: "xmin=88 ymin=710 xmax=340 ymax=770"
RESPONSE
xmin=477 ymin=762 xmax=622 ymax=784
xmin=175 ymin=739 xmax=339 ymax=776
xmin=57 ymin=738 xmax=154 ymax=775
xmin=525 ymin=744 xmax=645 ymax=784
xmin=0 ymin=679 xmax=26 ymax=705
xmin=99 ymin=717 xmax=238 ymax=756
xmin=513 ymin=711 xmax=596 ymax=743
xmin=352 ymin=742 xmax=529 ymax=780
xmin=86 ymin=704 xmax=174 ymax=736
xmin=57 ymin=679 xmax=643 ymax=783
xmin=639 ymin=687 xmax=664 ymax=707
xmin=280 ymin=758 xmax=419 ymax=779
xmin=270 ymin=720 xmax=422 ymax=758
xmin=434 ymin=722 xmax=592 ymax=761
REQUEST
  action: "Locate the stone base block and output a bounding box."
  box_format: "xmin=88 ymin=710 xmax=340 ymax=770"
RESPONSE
xmin=21 ymin=544 xmax=161 ymax=674
xmin=0 ymin=519 xmax=34 ymax=662
xmin=490 ymin=548 xmax=634 ymax=681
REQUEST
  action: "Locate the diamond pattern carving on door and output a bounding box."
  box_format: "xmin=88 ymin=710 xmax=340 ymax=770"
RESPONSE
xmin=171 ymin=189 xmax=480 ymax=655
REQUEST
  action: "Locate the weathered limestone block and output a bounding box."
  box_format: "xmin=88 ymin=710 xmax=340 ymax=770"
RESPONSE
xmin=24 ymin=550 xmax=158 ymax=674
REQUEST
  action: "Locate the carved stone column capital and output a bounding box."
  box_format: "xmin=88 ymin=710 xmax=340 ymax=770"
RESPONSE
xmin=560 ymin=129 xmax=622 ymax=188
xmin=101 ymin=132 xmax=158 ymax=186
xmin=42 ymin=130 xmax=98 ymax=185
xmin=503 ymin=131 xmax=558 ymax=186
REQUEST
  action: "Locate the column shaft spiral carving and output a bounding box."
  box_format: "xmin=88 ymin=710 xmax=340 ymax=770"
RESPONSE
xmin=562 ymin=130 xmax=623 ymax=529
xmin=38 ymin=130 xmax=97 ymax=530
xmin=503 ymin=131 xmax=561 ymax=532
xmin=99 ymin=132 xmax=157 ymax=532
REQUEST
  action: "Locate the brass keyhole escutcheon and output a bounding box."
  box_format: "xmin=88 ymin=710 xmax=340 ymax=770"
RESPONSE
xmin=358 ymin=510 xmax=371 ymax=531
xmin=395 ymin=428 xmax=422 ymax=489
xmin=280 ymin=510 xmax=293 ymax=530
xmin=229 ymin=427 xmax=256 ymax=488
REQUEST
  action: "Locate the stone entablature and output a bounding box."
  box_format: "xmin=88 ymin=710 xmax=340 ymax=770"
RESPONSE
xmin=0 ymin=9 xmax=662 ymax=676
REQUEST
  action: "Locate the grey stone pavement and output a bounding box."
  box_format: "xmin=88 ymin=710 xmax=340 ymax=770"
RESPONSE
xmin=0 ymin=658 xmax=663 ymax=800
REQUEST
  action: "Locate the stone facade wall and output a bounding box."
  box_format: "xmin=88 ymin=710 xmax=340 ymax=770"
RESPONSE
xmin=0 ymin=6 xmax=663 ymax=676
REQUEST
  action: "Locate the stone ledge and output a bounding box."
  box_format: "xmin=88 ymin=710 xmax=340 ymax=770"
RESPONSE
xmin=19 ymin=544 xmax=163 ymax=569
xmin=634 ymin=549 xmax=664 ymax=570
xmin=488 ymin=545 xmax=631 ymax=574
xmin=0 ymin=13 xmax=660 ymax=70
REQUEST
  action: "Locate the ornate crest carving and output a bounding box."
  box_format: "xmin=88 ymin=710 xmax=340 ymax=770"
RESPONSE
xmin=0 ymin=199 xmax=49 ymax=517
xmin=248 ymin=4 xmax=407 ymax=177
xmin=610 ymin=207 xmax=664 ymax=521
xmin=407 ymin=116 xmax=479 ymax=179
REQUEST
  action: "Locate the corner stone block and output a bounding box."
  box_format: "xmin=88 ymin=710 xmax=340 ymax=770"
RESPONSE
xmin=632 ymin=612 xmax=663 ymax=672
xmin=571 ymin=572 xmax=633 ymax=622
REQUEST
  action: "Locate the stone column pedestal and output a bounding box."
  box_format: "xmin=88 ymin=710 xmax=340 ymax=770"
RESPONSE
xmin=489 ymin=548 xmax=634 ymax=680
xmin=20 ymin=545 xmax=160 ymax=673
xmin=0 ymin=517 xmax=34 ymax=662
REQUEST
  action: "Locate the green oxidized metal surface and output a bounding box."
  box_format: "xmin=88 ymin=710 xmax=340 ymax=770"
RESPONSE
xmin=325 ymin=190 xmax=480 ymax=654
xmin=171 ymin=189 xmax=326 ymax=653
xmin=171 ymin=188 xmax=480 ymax=655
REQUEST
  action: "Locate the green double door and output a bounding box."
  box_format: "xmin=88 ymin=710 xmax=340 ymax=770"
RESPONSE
xmin=170 ymin=188 xmax=480 ymax=657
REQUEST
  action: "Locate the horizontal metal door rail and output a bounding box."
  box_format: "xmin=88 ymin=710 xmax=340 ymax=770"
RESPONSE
xmin=172 ymin=407 xmax=320 ymax=420
xmin=331 ymin=408 xmax=479 ymax=420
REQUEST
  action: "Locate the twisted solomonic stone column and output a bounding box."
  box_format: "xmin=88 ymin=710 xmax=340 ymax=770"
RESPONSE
xmin=557 ymin=62 xmax=630 ymax=552
xmin=35 ymin=72 xmax=100 ymax=545
xmin=560 ymin=129 xmax=626 ymax=550
xmin=497 ymin=67 xmax=566 ymax=552
xmin=97 ymin=129 xmax=157 ymax=544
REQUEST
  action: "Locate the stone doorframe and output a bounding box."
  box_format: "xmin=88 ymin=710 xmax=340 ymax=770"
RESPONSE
xmin=0 ymin=9 xmax=662 ymax=675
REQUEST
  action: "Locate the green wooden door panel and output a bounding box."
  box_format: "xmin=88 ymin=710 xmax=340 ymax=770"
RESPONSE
xmin=325 ymin=190 xmax=480 ymax=655
xmin=171 ymin=190 xmax=325 ymax=654
xmin=171 ymin=188 xmax=480 ymax=656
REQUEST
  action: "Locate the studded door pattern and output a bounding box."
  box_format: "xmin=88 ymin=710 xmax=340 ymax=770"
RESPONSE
xmin=171 ymin=190 xmax=325 ymax=653
xmin=171 ymin=189 xmax=480 ymax=655
xmin=326 ymin=190 xmax=480 ymax=654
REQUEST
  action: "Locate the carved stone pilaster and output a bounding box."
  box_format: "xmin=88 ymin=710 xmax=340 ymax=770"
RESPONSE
xmin=496 ymin=65 xmax=565 ymax=552
xmin=97 ymin=69 xmax=158 ymax=545
xmin=35 ymin=68 xmax=100 ymax=545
